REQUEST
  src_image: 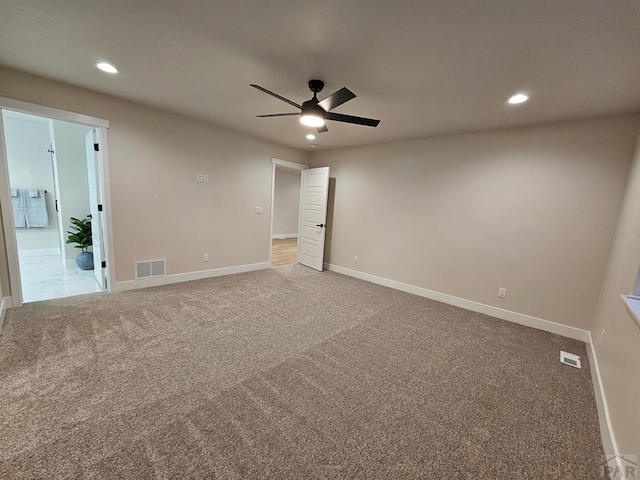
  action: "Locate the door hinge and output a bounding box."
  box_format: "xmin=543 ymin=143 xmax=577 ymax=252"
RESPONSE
xmin=98 ymin=204 xmax=103 ymax=212
xmin=101 ymin=261 xmax=106 ymax=268
xmin=94 ymin=143 xmax=100 ymax=152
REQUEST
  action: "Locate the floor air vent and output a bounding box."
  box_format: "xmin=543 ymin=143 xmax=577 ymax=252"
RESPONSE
xmin=560 ymin=351 xmax=581 ymax=368
xmin=135 ymin=259 xmax=166 ymax=279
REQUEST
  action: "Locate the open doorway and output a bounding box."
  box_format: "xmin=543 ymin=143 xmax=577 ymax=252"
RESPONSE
xmin=269 ymin=159 xmax=307 ymax=266
xmin=1 ymin=109 xmax=107 ymax=303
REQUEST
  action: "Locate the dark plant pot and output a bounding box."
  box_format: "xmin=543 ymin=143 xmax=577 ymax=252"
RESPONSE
xmin=76 ymin=252 xmax=94 ymax=270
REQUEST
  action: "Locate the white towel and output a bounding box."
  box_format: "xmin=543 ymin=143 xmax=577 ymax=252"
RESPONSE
xmin=10 ymin=188 xmax=18 ymax=197
xmin=12 ymin=191 xmax=26 ymax=228
xmin=24 ymin=190 xmax=49 ymax=228
xmin=28 ymin=189 xmax=39 ymax=198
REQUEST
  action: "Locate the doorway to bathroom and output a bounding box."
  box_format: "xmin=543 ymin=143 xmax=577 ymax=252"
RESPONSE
xmin=1 ymin=110 xmax=106 ymax=303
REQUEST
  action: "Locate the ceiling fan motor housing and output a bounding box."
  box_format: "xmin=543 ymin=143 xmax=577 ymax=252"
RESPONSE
xmin=308 ymin=79 xmax=325 ymax=95
xmin=302 ymin=99 xmax=325 ymax=116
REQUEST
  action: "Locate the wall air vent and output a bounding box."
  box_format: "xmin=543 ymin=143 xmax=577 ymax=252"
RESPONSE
xmin=135 ymin=259 xmax=166 ymax=279
xmin=560 ymin=351 xmax=581 ymax=368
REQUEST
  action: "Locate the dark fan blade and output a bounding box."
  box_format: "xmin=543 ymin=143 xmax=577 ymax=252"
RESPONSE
xmin=256 ymin=113 xmax=299 ymax=118
xmin=250 ymin=84 xmax=302 ymax=110
xmin=316 ymin=124 xmax=328 ymax=133
xmin=318 ymin=87 xmax=356 ymax=111
xmin=325 ymin=112 xmax=380 ymax=127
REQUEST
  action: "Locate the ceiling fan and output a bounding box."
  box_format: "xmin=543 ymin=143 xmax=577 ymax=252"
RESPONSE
xmin=250 ymin=80 xmax=380 ymax=133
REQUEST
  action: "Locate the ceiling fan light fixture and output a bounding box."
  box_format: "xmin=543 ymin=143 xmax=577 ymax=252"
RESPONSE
xmin=251 ymin=80 xmax=379 ymax=130
xmin=300 ymin=113 xmax=325 ymax=127
xmin=300 ymin=102 xmax=326 ymax=127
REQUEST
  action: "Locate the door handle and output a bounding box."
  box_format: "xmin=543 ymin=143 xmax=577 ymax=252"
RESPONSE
xmin=316 ymin=224 xmax=325 ymax=228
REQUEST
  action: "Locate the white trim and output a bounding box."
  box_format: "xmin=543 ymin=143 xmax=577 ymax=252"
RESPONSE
xmin=324 ymin=263 xmax=590 ymax=342
xmin=95 ymin=126 xmax=115 ymax=292
xmin=0 ymin=111 xmax=23 ymax=307
xmin=114 ymin=262 xmax=271 ymax=292
xmin=269 ymin=158 xmax=307 ymax=265
xmin=18 ymin=248 xmax=61 ymax=257
xmin=586 ymin=335 xmax=621 ymax=473
xmin=0 ymin=296 xmax=12 ymax=331
xmin=271 ymin=158 xmax=309 ymax=171
xmin=0 ymin=96 xmax=109 ymax=128
xmin=272 ymin=233 xmax=298 ymax=239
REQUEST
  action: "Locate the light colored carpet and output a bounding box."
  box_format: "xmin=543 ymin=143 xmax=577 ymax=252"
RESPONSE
xmin=0 ymin=265 xmax=606 ymax=478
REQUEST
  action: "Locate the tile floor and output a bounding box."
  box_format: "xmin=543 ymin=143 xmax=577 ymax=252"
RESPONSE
xmin=19 ymin=252 xmax=103 ymax=303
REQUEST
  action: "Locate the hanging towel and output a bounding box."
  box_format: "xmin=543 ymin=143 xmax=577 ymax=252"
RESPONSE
xmin=10 ymin=188 xmax=18 ymax=197
xmin=12 ymin=190 xmax=26 ymax=228
xmin=28 ymin=189 xmax=39 ymax=198
xmin=24 ymin=189 xmax=49 ymax=228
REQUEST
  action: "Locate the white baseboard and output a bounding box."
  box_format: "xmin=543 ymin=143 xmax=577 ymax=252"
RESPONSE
xmin=586 ymin=337 xmax=620 ymax=469
xmin=0 ymin=296 xmax=12 ymax=331
xmin=114 ymin=262 xmax=271 ymax=292
xmin=272 ymin=234 xmax=298 ymax=239
xmin=324 ymin=263 xmax=590 ymax=342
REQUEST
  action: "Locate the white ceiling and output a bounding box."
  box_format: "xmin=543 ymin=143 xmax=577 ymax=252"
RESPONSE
xmin=1 ymin=0 xmax=639 ymax=151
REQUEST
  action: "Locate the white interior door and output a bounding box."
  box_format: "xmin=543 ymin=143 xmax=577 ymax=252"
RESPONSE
xmin=298 ymin=166 xmax=330 ymax=271
xmin=85 ymin=129 xmax=105 ymax=289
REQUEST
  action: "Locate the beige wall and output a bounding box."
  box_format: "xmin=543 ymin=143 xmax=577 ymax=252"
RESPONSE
xmin=3 ymin=112 xmax=60 ymax=251
xmin=310 ymin=115 xmax=640 ymax=330
xmin=51 ymin=120 xmax=92 ymax=261
xmin=1 ymin=66 xmax=639 ymax=458
xmin=0 ymin=67 xmax=309 ymax=284
xmin=273 ymin=169 xmax=300 ymax=237
xmin=591 ymin=128 xmax=640 ymax=458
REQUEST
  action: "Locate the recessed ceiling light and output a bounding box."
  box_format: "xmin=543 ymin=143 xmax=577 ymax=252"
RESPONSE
xmin=95 ymin=62 xmax=118 ymax=74
xmin=508 ymin=93 xmax=529 ymax=104
xmin=310 ymin=144 xmax=318 ymax=149
xmin=306 ymin=134 xmax=316 ymax=140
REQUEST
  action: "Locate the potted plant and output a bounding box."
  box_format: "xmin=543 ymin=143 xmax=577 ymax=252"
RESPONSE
xmin=66 ymin=215 xmax=94 ymax=270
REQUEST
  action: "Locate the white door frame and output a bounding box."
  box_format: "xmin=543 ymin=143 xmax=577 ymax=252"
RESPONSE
xmin=0 ymin=96 xmax=115 ymax=307
xmin=269 ymin=158 xmax=308 ymax=264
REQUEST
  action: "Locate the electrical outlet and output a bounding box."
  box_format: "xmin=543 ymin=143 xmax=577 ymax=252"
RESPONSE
xmin=354 ymin=256 xmax=359 ymax=264
xmin=598 ymin=329 xmax=605 ymax=345
xmin=203 ymin=253 xmax=209 ymax=262
xmin=254 ymin=206 xmax=263 ymax=214
xmin=498 ymin=287 xmax=507 ymax=298
xmin=197 ymin=173 xmax=203 ymax=182
xmin=203 ymin=174 xmax=209 ymax=183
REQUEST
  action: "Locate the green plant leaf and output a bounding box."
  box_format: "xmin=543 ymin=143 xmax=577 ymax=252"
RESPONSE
xmin=66 ymin=214 xmax=93 ymax=251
